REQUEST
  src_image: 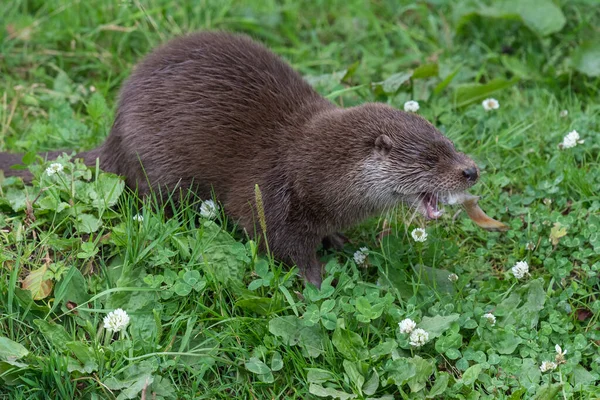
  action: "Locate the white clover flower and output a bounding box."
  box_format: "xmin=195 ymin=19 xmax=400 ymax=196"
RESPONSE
xmin=560 ymin=130 xmax=584 ymax=149
xmin=103 ymin=308 xmax=130 ymax=332
xmin=132 ymin=214 xmax=144 ymax=222
xmin=353 ymin=247 xmax=368 ymax=265
xmin=411 ymin=228 xmax=427 ymax=242
xmin=45 ymin=163 xmax=64 ymax=176
xmin=483 ymin=313 xmax=496 ymax=326
xmin=555 ymin=344 xmax=567 ymax=357
xmin=511 ymin=260 xmax=529 ymax=279
xmin=199 ymin=199 xmax=218 ymax=219
xmin=482 ymin=98 xmax=499 ymax=111
xmin=540 ymin=361 xmax=557 ymax=373
xmin=404 ymin=100 xmax=420 ymax=113
xmin=409 ymin=328 xmax=429 ymax=347
xmin=559 ymin=110 xmax=568 ymax=118
xmin=448 ymin=273 xmax=459 ymax=282
xmin=555 ymin=344 xmax=567 ymax=363
xmin=526 ymin=242 xmax=535 ymax=251
xmin=398 ymin=318 xmax=417 ymax=334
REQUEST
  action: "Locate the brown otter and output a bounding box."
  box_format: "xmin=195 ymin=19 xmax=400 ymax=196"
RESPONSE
xmin=0 ymin=31 xmax=479 ymax=287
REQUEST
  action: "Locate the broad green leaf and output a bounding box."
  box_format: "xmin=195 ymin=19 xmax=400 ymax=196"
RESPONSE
xmin=236 ymin=296 xmax=282 ymax=315
xmin=412 ymin=63 xmax=438 ymax=79
xmin=435 ymin=331 xmax=463 ymax=353
xmin=0 ymin=337 xmax=29 ymax=361
xmin=200 ymin=221 xmax=250 ymax=283
xmin=33 ymin=320 xmax=71 ymax=351
xmin=455 ymin=0 xmax=565 ymax=37
xmin=258 ymin=371 xmax=275 ymax=383
xmin=247 ymin=279 xmax=264 ymax=291
xmin=501 ymin=56 xmax=537 ymax=80
xmin=343 ymin=360 xmax=364 ymax=392
xmin=0 ymin=359 xmax=29 ymax=385
xmin=385 ymin=358 xmax=416 ymax=387
xmin=77 ymin=241 xmax=99 ymax=259
xmin=307 ymin=368 xmax=336 ymax=384
xmin=22 ymin=265 xmax=53 ymax=300
xmin=270 ymin=352 xmax=283 ymax=372
xmin=86 ymin=92 xmax=109 ymax=122
xmin=255 ymin=259 xmax=269 ymax=278
xmin=453 ymin=78 xmax=519 ymax=108
xmin=369 ymin=339 xmax=397 ymax=359
xmin=149 ymin=375 xmax=177 ymax=399
xmin=355 ymin=297 xmax=374 ymax=318
xmin=407 ymin=356 xmax=435 ymax=393
xmin=269 ymin=316 xmax=324 ymax=357
xmin=379 ymin=71 xmax=413 ymax=94
xmin=303 ymin=304 xmax=321 ymax=326
xmin=519 ymin=358 xmax=542 ymax=390
xmin=332 ymin=326 xmax=368 ymax=361
xmin=489 ymin=329 xmax=522 ymax=354
xmin=245 ymin=357 xmax=271 ymax=375
xmin=305 ymin=69 xmax=348 ymax=94
xmin=320 ymin=299 xmax=336 ymax=314
xmin=75 ymin=213 xmax=101 ymax=233
xmin=12 ymin=288 xmax=51 ymax=312
xmin=461 ymin=364 xmax=483 ymax=386
xmin=104 ymin=373 xmax=155 ymax=399
xmin=514 ymin=0 xmax=566 ymax=36
xmin=417 ymin=314 xmax=460 ymax=339
xmin=363 ymin=369 xmax=379 ymax=395
xmin=309 ymin=383 xmax=357 ymax=400
xmin=321 ymin=312 xmax=337 ymax=330
xmin=182 ymin=270 xmax=201 ymax=287
xmin=445 ymin=348 xmax=462 ymax=360
xmin=521 ymin=279 xmax=546 ymax=329
xmin=532 ymin=383 xmax=562 ymax=400
xmin=304 ymin=275 xmax=335 ymax=302
xmin=572 ymin=40 xmax=600 ymax=77
xmin=90 ymin=173 xmax=125 ymax=210
xmin=427 ymin=372 xmax=450 ymax=398
xmin=22 ymin=151 xmax=38 ymax=165
xmin=5 ymin=188 xmax=28 ymax=212
xmin=55 ymin=266 xmax=90 ymax=310
xmin=66 ymin=342 xmax=98 ymax=373
xmin=571 ymin=364 xmax=597 ymax=388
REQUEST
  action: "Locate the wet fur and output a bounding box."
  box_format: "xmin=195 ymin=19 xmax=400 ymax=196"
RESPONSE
xmin=0 ymin=32 xmax=478 ymax=286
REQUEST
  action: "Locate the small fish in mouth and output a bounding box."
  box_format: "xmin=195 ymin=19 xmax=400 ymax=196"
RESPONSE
xmin=417 ymin=192 xmax=508 ymax=232
xmin=443 ymin=192 xmax=509 ymax=232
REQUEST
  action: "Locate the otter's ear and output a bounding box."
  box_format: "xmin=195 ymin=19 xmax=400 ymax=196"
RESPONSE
xmin=374 ymin=134 xmax=393 ymax=157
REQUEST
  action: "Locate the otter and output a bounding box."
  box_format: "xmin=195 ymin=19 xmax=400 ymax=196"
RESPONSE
xmin=0 ymin=32 xmax=479 ymax=287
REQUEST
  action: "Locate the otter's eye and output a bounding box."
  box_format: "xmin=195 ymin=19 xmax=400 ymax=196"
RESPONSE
xmin=425 ymin=154 xmax=438 ymax=165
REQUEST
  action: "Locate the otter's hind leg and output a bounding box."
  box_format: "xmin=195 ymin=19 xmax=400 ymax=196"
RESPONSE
xmin=322 ymin=232 xmax=349 ymax=251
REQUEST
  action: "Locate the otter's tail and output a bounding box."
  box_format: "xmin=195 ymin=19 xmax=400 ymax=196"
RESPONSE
xmin=0 ymin=148 xmax=104 ymax=182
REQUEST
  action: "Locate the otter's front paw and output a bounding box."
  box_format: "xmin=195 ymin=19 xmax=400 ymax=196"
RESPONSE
xmin=303 ymin=262 xmax=323 ymax=289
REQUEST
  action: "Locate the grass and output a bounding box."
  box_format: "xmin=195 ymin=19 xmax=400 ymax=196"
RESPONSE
xmin=1 ymin=0 xmax=600 ymax=398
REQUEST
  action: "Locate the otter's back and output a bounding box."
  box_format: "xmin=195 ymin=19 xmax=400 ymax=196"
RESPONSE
xmin=102 ymin=32 xmax=329 ymax=196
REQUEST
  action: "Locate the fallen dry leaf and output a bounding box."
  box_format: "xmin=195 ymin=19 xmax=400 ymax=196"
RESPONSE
xmin=22 ymin=265 xmax=53 ymax=300
xmin=549 ymin=222 xmax=567 ymax=246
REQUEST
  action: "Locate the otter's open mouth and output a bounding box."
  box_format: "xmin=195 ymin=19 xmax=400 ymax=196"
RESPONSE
xmin=422 ymin=193 xmax=443 ymax=219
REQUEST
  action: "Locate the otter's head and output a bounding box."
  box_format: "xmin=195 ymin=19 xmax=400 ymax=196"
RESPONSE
xmin=349 ymin=103 xmax=479 ymax=219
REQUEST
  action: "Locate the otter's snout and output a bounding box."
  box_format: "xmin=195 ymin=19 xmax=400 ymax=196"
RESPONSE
xmin=462 ymin=167 xmax=479 ymax=183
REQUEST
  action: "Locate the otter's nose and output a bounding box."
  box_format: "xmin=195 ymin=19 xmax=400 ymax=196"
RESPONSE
xmin=462 ymin=167 xmax=479 ymax=182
